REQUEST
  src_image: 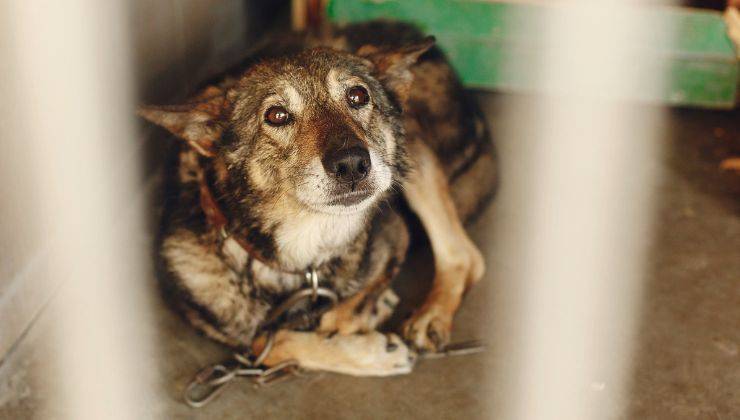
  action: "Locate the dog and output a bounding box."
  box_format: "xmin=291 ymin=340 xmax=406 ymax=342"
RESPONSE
xmin=139 ymin=21 xmax=497 ymax=376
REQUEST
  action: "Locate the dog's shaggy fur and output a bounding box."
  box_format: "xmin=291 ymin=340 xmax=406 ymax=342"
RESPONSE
xmin=140 ymin=21 xmax=496 ymax=375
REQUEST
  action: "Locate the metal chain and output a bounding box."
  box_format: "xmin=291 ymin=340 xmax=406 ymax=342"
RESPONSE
xmin=184 ymin=266 xmax=337 ymax=408
xmin=184 ymin=352 xmax=300 ymax=408
xmin=184 ymin=335 xmax=486 ymax=408
xmin=185 ymin=231 xmax=486 ymax=408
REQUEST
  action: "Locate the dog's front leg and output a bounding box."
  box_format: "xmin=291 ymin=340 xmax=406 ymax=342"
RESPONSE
xmin=401 ymin=140 xmax=485 ymax=351
xmin=252 ymin=330 xmax=414 ymax=377
xmin=317 ymin=281 xmax=399 ymax=335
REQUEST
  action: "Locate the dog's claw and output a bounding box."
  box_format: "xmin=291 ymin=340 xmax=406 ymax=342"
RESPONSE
xmin=403 ymin=306 xmax=452 ymax=352
xmin=428 ymin=329 xmax=442 ymax=348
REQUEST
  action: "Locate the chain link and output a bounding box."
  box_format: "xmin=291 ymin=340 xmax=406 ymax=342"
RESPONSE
xmin=184 ymin=353 xmax=300 ymax=408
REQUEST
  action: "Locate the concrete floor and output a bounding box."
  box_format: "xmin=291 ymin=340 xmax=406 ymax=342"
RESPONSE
xmin=0 ymin=94 xmax=737 ymax=419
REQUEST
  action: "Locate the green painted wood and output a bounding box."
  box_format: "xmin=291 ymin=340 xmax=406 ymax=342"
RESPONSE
xmin=327 ymin=0 xmax=738 ymax=108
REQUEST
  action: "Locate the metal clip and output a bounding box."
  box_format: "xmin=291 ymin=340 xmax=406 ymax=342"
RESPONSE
xmin=183 ymin=357 xmax=302 ymax=408
xmin=184 ymin=363 xmax=240 ymax=408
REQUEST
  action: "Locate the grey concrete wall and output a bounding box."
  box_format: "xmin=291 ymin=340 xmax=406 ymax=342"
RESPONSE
xmin=131 ymin=0 xmax=251 ymax=102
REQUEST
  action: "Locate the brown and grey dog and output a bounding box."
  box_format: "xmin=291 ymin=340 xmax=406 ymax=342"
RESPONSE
xmin=140 ymin=21 xmax=496 ymax=376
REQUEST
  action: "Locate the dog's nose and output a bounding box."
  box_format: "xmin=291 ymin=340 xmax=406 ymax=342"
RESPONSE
xmin=322 ymin=146 xmax=371 ymax=184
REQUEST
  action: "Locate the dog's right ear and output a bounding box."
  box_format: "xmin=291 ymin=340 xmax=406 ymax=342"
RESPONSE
xmin=138 ymin=86 xmax=231 ymax=157
xmin=357 ymin=36 xmax=435 ymax=105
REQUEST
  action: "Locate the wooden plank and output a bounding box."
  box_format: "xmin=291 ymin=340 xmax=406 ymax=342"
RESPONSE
xmin=327 ymin=0 xmax=738 ymax=108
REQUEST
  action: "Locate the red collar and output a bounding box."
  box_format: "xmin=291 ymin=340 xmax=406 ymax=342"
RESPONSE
xmin=197 ymin=169 xmax=304 ymax=275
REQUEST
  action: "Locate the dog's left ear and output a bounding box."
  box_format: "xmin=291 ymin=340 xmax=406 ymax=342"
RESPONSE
xmin=357 ymin=36 xmax=435 ymax=105
xmin=137 ymin=86 xmax=231 ymax=157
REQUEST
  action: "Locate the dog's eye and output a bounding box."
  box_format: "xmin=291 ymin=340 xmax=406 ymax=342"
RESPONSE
xmin=264 ymin=106 xmax=290 ymax=126
xmin=346 ymin=86 xmax=369 ymax=108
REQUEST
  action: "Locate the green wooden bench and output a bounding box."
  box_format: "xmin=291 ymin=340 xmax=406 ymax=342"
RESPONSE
xmin=327 ymin=0 xmax=739 ymax=109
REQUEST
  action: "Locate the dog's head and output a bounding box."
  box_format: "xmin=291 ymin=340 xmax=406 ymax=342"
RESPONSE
xmin=140 ymin=39 xmax=433 ymax=216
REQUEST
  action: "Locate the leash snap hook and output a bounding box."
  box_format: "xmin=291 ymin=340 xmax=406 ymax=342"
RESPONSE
xmin=183 ymin=363 xmax=237 ymax=408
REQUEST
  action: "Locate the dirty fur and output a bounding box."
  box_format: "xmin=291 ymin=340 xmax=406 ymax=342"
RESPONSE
xmin=142 ymin=21 xmax=497 ymax=354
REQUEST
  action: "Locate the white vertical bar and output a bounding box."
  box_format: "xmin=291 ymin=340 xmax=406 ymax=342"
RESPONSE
xmin=3 ymin=1 xmax=156 ymax=418
xmin=490 ymin=2 xmax=672 ymax=419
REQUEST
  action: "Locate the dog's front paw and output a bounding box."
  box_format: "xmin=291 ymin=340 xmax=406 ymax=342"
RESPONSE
xmin=328 ymin=332 xmax=416 ymax=376
xmin=402 ymin=304 xmax=453 ymax=352
xmin=262 ymin=330 xmax=415 ymax=377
